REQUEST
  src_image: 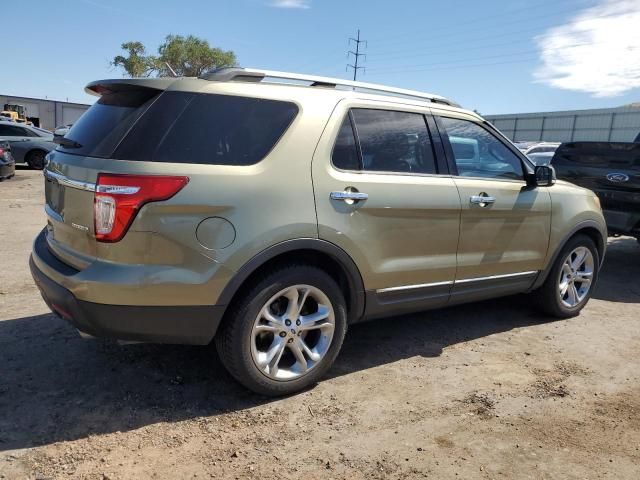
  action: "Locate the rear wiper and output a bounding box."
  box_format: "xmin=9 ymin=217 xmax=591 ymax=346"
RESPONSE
xmin=55 ymin=137 xmax=83 ymax=148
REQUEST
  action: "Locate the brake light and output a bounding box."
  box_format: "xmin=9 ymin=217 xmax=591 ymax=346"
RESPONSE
xmin=94 ymin=174 xmax=189 ymax=242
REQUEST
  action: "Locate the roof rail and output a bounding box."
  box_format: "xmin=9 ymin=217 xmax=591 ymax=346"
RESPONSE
xmin=200 ymin=67 xmax=460 ymax=108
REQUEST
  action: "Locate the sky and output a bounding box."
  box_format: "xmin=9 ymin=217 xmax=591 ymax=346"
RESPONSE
xmin=2 ymin=0 xmax=640 ymax=114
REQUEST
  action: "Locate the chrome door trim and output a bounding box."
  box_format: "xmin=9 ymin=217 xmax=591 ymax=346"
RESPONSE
xmin=376 ymin=270 xmax=538 ymax=293
xmin=454 ymin=270 xmax=538 ymax=284
xmin=44 ymin=169 xmax=96 ymax=192
xmin=469 ymin=195 xmax=496 ymax=205
xmin=376 ymin=280 xmax=453 ymax=294
xmin=330 ymin=190 xmax=369 ymax=201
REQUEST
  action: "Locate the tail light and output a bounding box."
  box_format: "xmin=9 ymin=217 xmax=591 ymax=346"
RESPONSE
xmin=94 ymin=174 xmax=189 ymax=242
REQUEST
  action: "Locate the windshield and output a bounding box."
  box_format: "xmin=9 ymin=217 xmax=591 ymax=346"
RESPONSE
xmin=32 ymin=127 xmax=53 ymax=137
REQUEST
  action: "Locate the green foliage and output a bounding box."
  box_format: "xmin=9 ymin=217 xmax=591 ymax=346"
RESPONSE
xmin=111 ymin=42 xmax=155 ymax=78
xmin=112 ymin=35 xmax=237 ymax=78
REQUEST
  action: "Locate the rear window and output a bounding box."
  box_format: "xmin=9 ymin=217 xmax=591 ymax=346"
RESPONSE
xmin=114 ymin=92 xmax=298 ymax=165
xmin=59 ymin=89 xmax=159 ymax=158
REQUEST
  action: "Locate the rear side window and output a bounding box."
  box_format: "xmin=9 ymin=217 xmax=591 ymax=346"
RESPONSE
xmin=332 ymin=115 xmax=360 ymax=170
xmin=114 ymin=92 xmax=298 ymax=165
xmin=59 ymin=89 xmax=159 ymax=158
xmin=341 ymin=109 xmax=436 ymax=174
xmin=0 ymin=124 xmax=29 ymax=137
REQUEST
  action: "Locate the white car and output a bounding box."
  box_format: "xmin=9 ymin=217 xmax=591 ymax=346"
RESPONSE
xmin=524 ymin=142 xmax=560 ymax=156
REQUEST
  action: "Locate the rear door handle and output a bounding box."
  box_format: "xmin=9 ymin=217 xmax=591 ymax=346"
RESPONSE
xmin=470 ymin=194 xmax=495 ymax=207
xmin=330 ymin=190 xmax=369 ymax=202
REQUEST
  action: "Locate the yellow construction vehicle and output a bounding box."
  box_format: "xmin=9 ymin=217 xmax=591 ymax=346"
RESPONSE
xmin=2 ymin=104 xmax=32 ymax=125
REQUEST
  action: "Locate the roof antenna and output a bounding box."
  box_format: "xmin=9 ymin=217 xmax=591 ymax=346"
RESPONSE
xmin=165 ymin=62 xmax=178 ymax=77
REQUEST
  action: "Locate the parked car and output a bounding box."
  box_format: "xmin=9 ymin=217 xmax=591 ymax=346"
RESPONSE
xmin=551 ymin=141 xmax=640 ymax=242
xmin=525 ymin=142 xmax=560 ymax=156
xmin=30 ymin=68 xmax=606 ymax=396
xmin=527 ymin=151 xmax=555 ymax=166
xmin=53 ymin=124 xmax=73 ymax=140
xmin=514 ymin=141 xmax=537 ymax=153
xmin=0 ymin=122 xmax=56 ymax=169
xmin=0 ymin=140 xmax=15 ymax=180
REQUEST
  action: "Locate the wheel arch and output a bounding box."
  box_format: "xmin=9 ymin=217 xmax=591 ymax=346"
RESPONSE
xmin=531 ymin=220 xmax=606 ymax=291
xmin=216 ymin=239 xmax=366 ymax=324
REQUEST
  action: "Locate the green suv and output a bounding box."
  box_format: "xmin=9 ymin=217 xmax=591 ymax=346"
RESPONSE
xmin=30 ymin=68 xmax=607 ymax=396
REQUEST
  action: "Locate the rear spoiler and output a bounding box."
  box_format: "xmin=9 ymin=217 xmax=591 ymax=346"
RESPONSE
xmin=85 ymin=78 xmax=178 ymax=96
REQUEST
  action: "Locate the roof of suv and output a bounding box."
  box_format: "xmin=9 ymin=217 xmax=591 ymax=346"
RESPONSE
xmin=86 ymin=67 xmax=474 ymax=118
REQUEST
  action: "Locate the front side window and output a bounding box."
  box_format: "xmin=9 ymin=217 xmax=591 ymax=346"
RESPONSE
xmin=439 ymin=117 xmax=524 ymax=180
xmin=351 ymin=109 xmax=436 ymax=174
xmin=21 ymin=128 xmax=40 ymax=137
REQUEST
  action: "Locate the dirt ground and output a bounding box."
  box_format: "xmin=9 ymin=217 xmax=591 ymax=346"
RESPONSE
xmin=1 ymin=168 xmax=639 ymax=480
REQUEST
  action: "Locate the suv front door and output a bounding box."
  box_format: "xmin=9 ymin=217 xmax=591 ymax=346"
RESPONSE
xmin=434 ymin=112 xmax=552 ymax=302
xmin=312 ymin=103 xmax=461 ymax=319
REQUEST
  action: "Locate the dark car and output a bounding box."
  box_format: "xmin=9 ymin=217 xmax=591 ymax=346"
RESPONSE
xmin=552 ymin=141 xmax=640 ymax=241
xmin=0 ymin=140 xmax=16 ymax=180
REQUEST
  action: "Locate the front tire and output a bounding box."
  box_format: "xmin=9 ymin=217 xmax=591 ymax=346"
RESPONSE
xmin=534 ymin=234 xmax=599 ymax=318
xmin=215 ymin=265 xmax=347 ymax=396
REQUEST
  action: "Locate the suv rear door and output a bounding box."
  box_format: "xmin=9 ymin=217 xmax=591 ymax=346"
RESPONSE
xmin=312 ymin=102 xmax=461 ymax=318
xmin=433 ymin=111 xmax=552 ymax=302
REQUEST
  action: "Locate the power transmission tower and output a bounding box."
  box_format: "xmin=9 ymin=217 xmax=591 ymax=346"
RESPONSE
xmin=347 ymin=29 xmax=367 ymax=81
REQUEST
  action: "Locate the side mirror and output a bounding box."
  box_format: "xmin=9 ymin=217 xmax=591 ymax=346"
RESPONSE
xmin=526 ymin=165 xmax=556 ymax=187
xmin=536 ymin=165 xmax=556 ymax=186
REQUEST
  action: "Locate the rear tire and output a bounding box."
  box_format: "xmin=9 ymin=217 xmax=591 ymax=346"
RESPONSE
xmin=215 ymin=264 xmax=347 ymax=396
xmin=533 ymin=234 xmax=599 ymax=318
xmin=26 ymin=150 xmax=46 ymax=170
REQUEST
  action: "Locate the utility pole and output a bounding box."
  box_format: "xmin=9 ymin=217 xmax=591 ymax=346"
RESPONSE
xmin=347 ymin=29 xmax=367 ymax=81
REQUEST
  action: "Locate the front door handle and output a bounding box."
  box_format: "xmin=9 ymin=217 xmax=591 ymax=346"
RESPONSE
xmin=469 ymin=193 xmax=495 ymax=207
xmin=330 ymin=189 xmax=369 ymax=203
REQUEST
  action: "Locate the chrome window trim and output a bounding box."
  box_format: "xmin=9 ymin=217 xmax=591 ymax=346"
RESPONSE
xmin=44 ymin=169 xmax=96 ymax=192
xmin=376 ymin=271 xmax=538 ymax=293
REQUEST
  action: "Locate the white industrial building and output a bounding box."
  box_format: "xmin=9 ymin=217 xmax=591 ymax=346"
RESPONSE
xmin=485 ymin=104 xmax=640 ymax=143
xmin=0 ymin=94 xmax=91 ymax=131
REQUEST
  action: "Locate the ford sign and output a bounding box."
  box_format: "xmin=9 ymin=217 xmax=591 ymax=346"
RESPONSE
xmin=606 ymin=173 xmax=629 ymax=183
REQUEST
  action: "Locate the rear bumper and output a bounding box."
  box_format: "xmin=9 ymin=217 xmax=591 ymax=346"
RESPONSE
xmin=0 ymin=160 xmax=15 ymax=179
xmin=30 ymin=230 xmax=225 ymax=345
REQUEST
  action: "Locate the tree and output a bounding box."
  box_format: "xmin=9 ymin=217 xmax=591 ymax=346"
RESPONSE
xmin=156 ymin=35 xmax=236 ymax=77
xmin=112 ymin=35 xmax=237 ymax=78
xmin=112 ymin=42 xmax=155 ymax=78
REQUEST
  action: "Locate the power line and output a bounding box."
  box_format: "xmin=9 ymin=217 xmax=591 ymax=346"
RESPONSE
xmin=369 ymin=8 xmax=634 ymax=58
xmin=365 ymin=41 xmax=639 ymax=74
xmin=365 ymin=0 xmax=590 ymax=43
xmin=366 ymin=57 xmax=541 ymax=76
xmin=347 ymin=29 xmax=367 ymax=81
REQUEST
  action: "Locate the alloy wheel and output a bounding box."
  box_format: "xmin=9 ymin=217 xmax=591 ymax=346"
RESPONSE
xmin=558 ymin=246 xmax=594 ymax=308
xmin=250 ymin=284 xmax=335 ymax=381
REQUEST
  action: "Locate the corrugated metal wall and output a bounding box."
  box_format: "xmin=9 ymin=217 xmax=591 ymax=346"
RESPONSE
xmin=485 ymin=106 xmax=640 ymax=143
